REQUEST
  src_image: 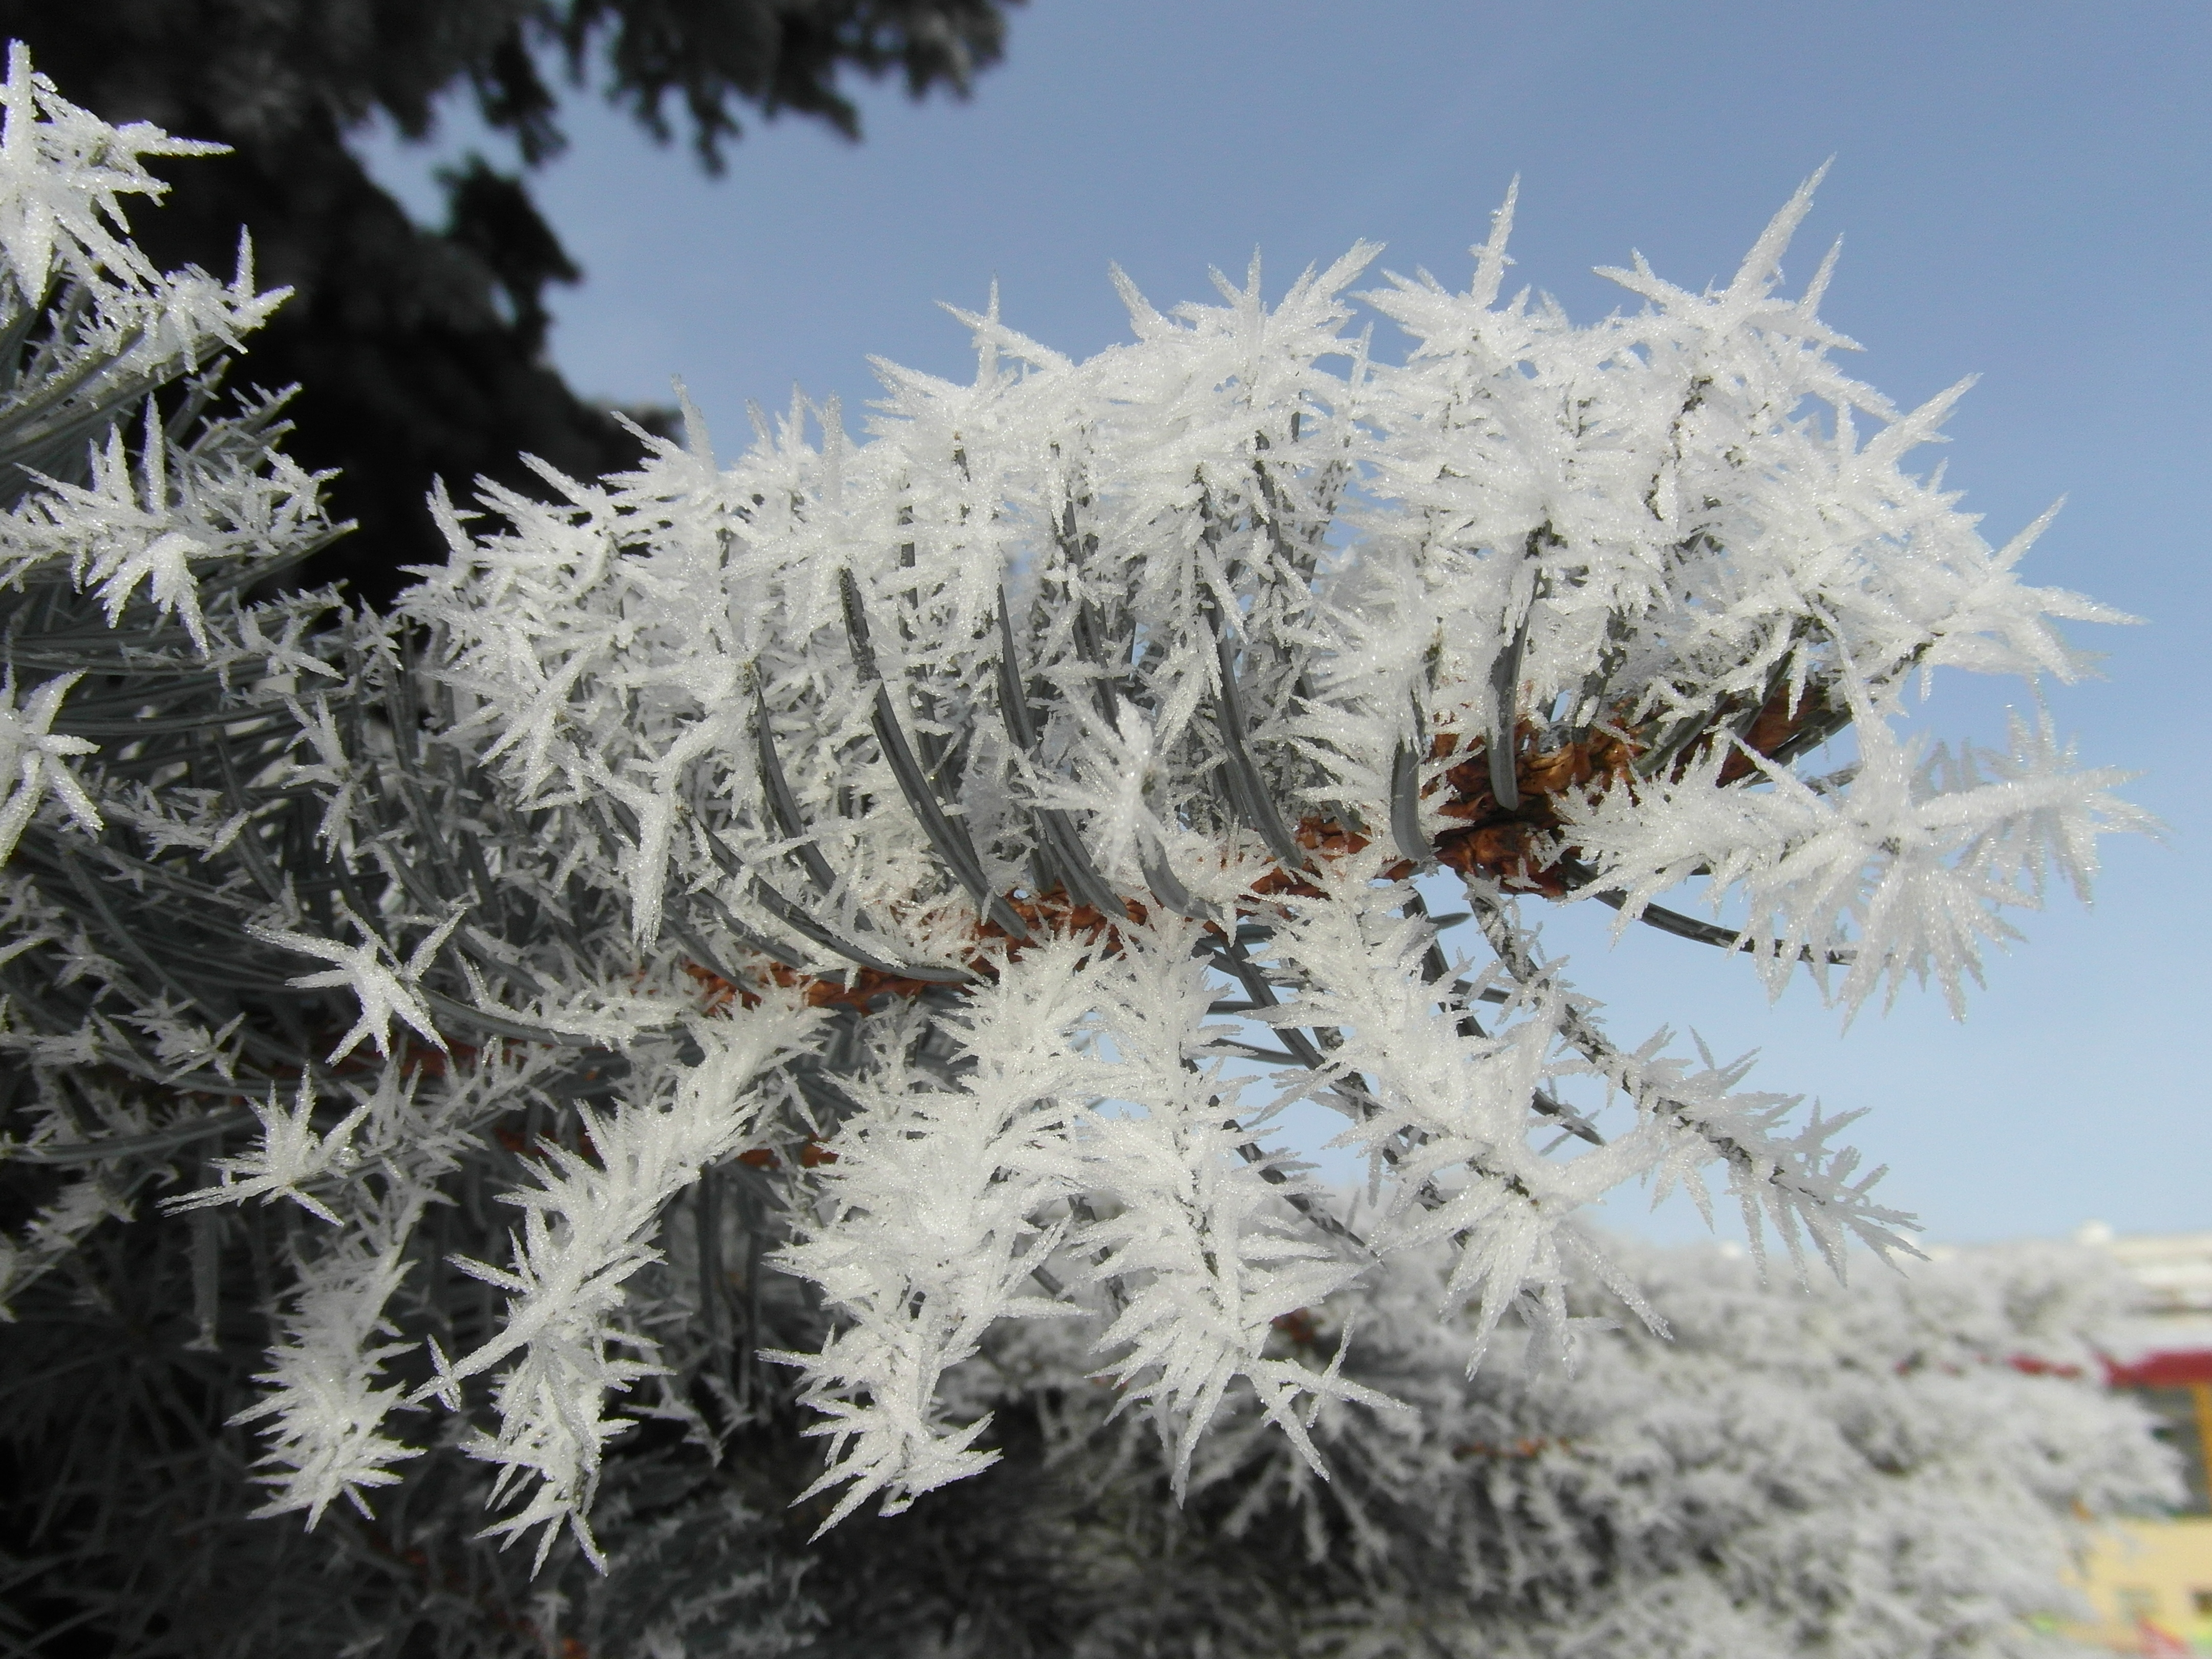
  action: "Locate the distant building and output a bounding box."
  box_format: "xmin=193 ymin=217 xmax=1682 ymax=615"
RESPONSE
xmin=2071 ymin=1224 xmax=2212 ymax=1655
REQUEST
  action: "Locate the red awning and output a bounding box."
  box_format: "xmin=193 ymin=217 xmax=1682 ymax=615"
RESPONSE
xmin=2107 ymin=1351 xmax=2212 ymax=1389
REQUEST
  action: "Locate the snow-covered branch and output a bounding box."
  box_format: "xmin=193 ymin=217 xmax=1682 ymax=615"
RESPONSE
xmin=0 ymin=43 xmax=2150 ymax=1599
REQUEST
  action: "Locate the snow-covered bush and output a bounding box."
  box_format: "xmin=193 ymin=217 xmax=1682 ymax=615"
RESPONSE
xmin=0 ymin=42 xmax=2159 ymax=1658
xmin=746 ymin=1237 xmax=2172 ymax=1659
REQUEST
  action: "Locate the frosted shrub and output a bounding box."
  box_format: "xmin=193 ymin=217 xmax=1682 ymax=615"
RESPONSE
xmin=792 ymin=1238 xmax=2172 ymax=1659
xmin=0 ymin=45 xmax=2157 ymax=1656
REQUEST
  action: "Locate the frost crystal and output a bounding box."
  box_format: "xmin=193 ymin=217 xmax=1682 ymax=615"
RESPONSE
xmin=227 ymin=1198 xmax=426 ymax=1528
xmin=0 ymin=669 xmax=99 ymax=860
xmin=0 ymin=40 xmax=222 ymax=296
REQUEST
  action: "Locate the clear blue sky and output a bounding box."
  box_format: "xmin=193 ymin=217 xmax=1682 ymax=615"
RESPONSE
xmin=360 ymin=1 xmax=2210 ymax=1249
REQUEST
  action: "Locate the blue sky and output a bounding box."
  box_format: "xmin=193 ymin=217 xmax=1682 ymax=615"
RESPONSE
xmin=360 ymin=1 xmax=2209 ymax=1248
